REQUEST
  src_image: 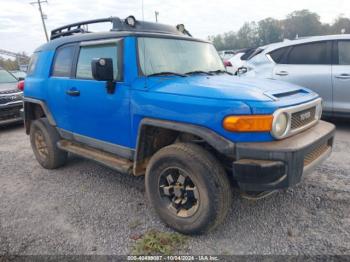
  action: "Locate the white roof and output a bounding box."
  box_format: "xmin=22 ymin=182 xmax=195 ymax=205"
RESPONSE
xmin=262 ymin=34 xmax=350 ymax=54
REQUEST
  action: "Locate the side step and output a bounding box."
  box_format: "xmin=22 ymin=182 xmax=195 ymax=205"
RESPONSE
xmin=57 ymin=140 xmax=133 ymax=175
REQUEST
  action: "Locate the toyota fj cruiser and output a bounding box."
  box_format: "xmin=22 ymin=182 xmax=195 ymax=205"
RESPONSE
xmin=23 ymin=16 xmax=335 ymax=234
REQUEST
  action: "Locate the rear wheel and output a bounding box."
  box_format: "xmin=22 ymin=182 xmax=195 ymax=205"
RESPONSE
xmin=30 ymin=118 xmax=67 ymax=169
xmin=145 ymin=143 xmax=232 ymax=234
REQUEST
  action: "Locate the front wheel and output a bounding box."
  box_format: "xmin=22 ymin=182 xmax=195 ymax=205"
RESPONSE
xmin=145 ymin=143 xmax=232 ymax=234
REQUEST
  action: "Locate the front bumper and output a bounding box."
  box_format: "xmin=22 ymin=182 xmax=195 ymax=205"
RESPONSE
xmin=0 ymin=103 xmax=23 ymax=126
xmin=232 ymin=120 xmax=335 ymax=191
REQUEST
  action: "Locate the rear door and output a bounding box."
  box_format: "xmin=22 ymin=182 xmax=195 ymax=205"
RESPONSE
xmin=272 ymin=41 xmax=333 ymax=112
xmin=332 ymin=40 xmax=350 ymax=115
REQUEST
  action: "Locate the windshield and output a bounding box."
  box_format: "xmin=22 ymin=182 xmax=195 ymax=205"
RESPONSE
xmin=0 ymin=69 xmax=17 ymax=83
xmin=138 ymin=37 xmax=225 ymax=76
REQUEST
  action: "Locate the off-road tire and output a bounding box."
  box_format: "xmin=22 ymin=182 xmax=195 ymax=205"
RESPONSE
xmin=145 ymin=143 xmax=232 ymax=234
xmin=30 ymin=118 xmax=67 ymax=169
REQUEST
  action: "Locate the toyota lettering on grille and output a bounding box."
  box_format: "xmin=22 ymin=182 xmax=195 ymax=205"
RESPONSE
xmin=300 ymin=111 xmax=311 ymax=121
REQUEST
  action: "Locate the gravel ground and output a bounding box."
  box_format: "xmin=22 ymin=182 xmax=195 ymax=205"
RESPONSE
xmin=0 ymin=120 xmax=349 ymax=256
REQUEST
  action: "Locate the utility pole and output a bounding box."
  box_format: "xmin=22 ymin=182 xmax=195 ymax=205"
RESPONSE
xmin=155 ymin=11 xmax=159 ymax=22
xmin=30 ymin=0 xmax=49 ymax=42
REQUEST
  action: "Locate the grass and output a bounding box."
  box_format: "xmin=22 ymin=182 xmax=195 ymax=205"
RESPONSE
xmin=131 ymin=230 xmax=187 ymax=255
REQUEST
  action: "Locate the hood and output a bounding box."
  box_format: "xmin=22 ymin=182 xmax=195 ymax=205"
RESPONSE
xmin=0 ymin=82 xmax=18 ymax=93
xmin=147 ymin=74 xmax=316 ymax=102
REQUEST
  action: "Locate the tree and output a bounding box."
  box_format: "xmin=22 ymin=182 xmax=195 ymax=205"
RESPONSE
xmin=331 ymin=16 xmax=350 ymax=34
xmin=283 ymin=10 xmax=323 ymax=39
xmin=222 ymin=31 xmax=238 ymax=50
xmin=258 ymin=18 xmax=283 ymax=45
xmin=210 ymin=9 xmax=350 ymax=51
xmin=210 ymin=34 xmax=225 ymax=51
xmin=236 ymin=22 xmax=259 ymax=48
xmin=0 ymin=57 xmax=19 ymax=71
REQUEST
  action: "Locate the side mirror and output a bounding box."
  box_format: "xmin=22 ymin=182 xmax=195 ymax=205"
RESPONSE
xmin=91 ymin=58 xmax=115 ymax=94
xmin=17 ymin=77 xmax=25 ymax=81
xmin=236 ymin=67 xmax=248 ymax=76
xmin=91 ymin=58 xmax=114 ymax=81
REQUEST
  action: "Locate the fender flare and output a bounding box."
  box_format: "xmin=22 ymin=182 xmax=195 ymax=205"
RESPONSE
xmin=134 ymin=118 xmax=235 ymax=175
xmin=23 ymin=97 xmax=56 ymax=134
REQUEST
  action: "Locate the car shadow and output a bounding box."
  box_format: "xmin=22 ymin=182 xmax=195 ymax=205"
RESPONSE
xmin=0 ymin=122 xmax=24 ymax=132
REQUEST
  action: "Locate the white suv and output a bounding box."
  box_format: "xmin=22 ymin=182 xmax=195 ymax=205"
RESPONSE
xmin=243 ymin=34 xmax=350 ymax=117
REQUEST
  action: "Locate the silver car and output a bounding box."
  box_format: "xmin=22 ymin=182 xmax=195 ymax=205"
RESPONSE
xmin=243 ymin=35 xmax=350 ymax=117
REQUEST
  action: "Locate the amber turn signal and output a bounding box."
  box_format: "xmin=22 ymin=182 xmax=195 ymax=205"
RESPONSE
xmin=223 ymin=115 xmax=273 ymax=132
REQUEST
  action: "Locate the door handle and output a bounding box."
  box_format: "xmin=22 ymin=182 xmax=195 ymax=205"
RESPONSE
xmin=66 ymin=89 xmax=80 ymax=96
xmin=335 ymin=74 xmax=350 ymax=79
xmin=276 ymin=71 xmax=289 ymax=76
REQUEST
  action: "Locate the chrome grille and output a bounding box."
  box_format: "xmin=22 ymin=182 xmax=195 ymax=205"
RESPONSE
xmin=0 ymin=105 xmax=22 ymax=121
xmin=0 ymin=93 xmax=23 ymax=105
xmin=0 ymin=89 xmax=19 ymax=95
xmin=291 ymin=106 xmax=316 ymax=130
xmin=271 ymin=98 xmax=321 ymax=140
xmin=304 ymin=143 xmax=329 ymax=166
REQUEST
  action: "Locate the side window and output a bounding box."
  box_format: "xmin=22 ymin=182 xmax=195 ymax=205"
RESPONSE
xmin=269 ymin=47 xmax=288 ymax=63
xmin=52 ymin=45 xmax=75 ymax=77
xmin=287 ymin=42 xmax=328 ymax=65
xmin=27 ymin=53 xmax=39 ymax=75
xmin=76 ymin=44 xmax=119 ymax=80
xmin=338 ymin=41 xmax=350 ymax=65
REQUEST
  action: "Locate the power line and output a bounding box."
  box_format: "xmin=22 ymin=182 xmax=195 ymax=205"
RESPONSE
xmin=30 ymin=0 xmax=49 ymax=42
xmin=0 ymin=49 xmax=28 ymax=59
xmin=0 ymin=49 xmax=30 ymax=69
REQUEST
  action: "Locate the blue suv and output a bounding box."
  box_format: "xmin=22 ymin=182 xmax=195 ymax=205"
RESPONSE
xmin=23 ymin=16 xmax=335 ymax=234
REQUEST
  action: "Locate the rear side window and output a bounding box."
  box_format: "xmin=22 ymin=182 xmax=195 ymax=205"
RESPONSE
xmin=52 ymin=45 xmax=75 ymax=77
xmin=241 ymin=49 xmax=256 ymax=60
xmin=27 ymin=53 xmax=39 ymax=75
xmin=287 ymin=42 xmax=328 ymax=65
xmin=338 ymin=41 xmax=350 ymax=65
xmin=269 ymin=47 xmax=288 ymax=63
xmin=246 ymin=48 xmax=263 ymax=61
xmin=76 ymin=44 xmax=119 ymax=80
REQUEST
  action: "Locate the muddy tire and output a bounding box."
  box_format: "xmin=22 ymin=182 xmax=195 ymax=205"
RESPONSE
xmin=30 ymin=118 xmax=67 ymax=169
xmin=145 ymin=143 xmax=232 ymax=234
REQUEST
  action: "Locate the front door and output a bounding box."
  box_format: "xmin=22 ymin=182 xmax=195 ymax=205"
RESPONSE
xmin=47 ymin=44 xmax=76 ymax=132
xmin=332 ymin=40 xmax=350 ymax=115
xmin=67 ymin=39 xmax=132 ymax=158
xmin=273 ymin=41 xmax=333 ymax=113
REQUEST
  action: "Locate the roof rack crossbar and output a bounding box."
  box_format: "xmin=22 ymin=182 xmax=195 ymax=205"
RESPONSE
xmin=50 ymin=16 xmax=193 ymax=41
xmin=50 ymin=17 xmax=122 ymax=40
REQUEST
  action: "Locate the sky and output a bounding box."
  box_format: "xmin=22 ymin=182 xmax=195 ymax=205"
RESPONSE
xmin=0 ymin=0 xmax=349 ymax=55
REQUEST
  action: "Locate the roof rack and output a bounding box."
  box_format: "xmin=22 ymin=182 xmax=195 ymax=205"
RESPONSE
xmin=50 ymin=16 xmax=192 ymax=40
xmin=51 ymin=17 xmax=121 ymax=40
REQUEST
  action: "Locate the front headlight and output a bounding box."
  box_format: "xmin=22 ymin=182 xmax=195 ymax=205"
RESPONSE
xmin=271 ymin=112 xmax=289 ymax=138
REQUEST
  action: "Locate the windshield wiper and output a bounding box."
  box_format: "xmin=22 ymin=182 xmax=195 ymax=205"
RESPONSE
xmin=185 ymin=70 xmax=213 ymax=76
xmin=208 ymin=69 xmax=233 ymax=75
xmin=147 ymin=72 xmax=187 ymax=77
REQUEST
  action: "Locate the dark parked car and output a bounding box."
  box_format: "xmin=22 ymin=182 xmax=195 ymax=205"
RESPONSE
xmin=0 ymin=68 xmax=23 ymax=126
